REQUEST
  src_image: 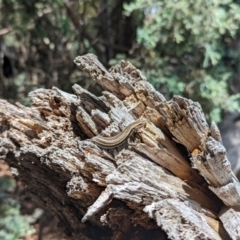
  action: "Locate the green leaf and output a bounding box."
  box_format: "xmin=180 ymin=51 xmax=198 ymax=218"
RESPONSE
xmin=203 ymin=44 xmax=221 ymax=67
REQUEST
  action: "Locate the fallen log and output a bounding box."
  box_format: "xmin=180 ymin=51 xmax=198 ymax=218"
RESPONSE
xmin=0 ymin=53 xmax=239 ymax=240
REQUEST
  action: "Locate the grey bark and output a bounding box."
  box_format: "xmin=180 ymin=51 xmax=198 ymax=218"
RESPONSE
xmin=0 ymin=54 xmax=239 ymax=240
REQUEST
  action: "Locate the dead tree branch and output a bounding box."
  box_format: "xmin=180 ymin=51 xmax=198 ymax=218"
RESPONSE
xmin=0 ymin=54 xmax=239 ymax=239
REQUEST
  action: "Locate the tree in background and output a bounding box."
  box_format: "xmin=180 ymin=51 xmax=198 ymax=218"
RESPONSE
xmin=124 ymin=0 xmax=240 ymax=122
xmin=0 ymin=0 xmax=135 ymax=103
xmin=1 ymin=0 xmax=240 ymax=122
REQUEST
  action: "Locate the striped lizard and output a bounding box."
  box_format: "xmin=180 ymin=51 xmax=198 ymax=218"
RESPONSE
xmin=92 ymin=119 xmax=147 ymax=149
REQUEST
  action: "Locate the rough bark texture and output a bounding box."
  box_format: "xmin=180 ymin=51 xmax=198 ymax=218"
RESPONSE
xmin=0 ymin=54 xmax=240 ymax=240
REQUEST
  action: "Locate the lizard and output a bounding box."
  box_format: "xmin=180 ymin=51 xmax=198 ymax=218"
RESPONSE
xmin=91 ymin=119 xmax=147 ymax=149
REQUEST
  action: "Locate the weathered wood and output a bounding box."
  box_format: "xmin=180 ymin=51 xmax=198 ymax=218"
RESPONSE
xmin=0 ymin=54 xmax=239 ymax=239
xmin=219 ymin=207 xmax=240 ymax=239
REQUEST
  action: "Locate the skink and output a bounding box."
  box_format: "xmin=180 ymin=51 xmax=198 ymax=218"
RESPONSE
xmin=92 ymin=119 xmax=147 ymax=149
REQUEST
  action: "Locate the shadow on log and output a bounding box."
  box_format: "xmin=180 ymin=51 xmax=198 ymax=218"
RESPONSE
xmin=0 ymin=54 xmax=240 ymax=239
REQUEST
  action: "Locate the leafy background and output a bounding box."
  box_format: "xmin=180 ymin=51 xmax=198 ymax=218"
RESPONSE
xmin=1 ymin=0 xmax=240 ymax=238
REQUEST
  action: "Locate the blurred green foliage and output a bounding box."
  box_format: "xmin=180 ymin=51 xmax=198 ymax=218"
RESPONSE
xmin=0 ymin=176 xmax=34 ymax=240
xmin=124 ymin=0 xmax=240 ymax=122
xmin=1 ymin=0 xmax=240 ymax=122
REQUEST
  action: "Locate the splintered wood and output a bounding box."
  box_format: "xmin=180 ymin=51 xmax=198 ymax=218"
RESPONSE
xmin=0 ymin=53 xmax=239 ymax=240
